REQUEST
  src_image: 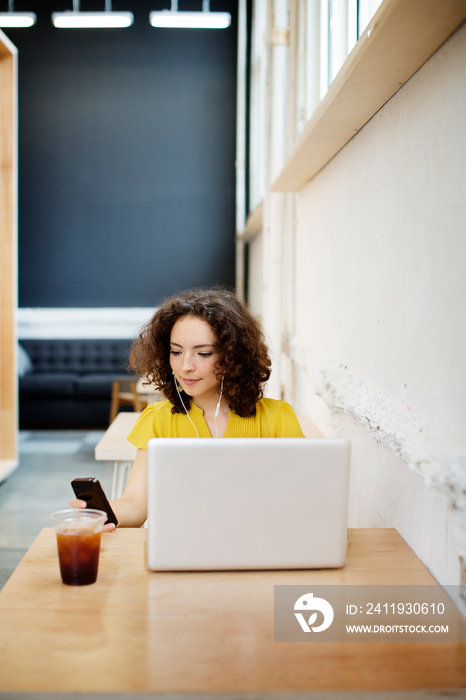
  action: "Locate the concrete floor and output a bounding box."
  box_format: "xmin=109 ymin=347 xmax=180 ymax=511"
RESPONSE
xmin=0 ymin=430 xmax=112 ymax=590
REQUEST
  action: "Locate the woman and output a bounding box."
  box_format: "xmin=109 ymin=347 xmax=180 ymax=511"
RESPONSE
xmin=72 ymin=287 xmax=304 ymax=529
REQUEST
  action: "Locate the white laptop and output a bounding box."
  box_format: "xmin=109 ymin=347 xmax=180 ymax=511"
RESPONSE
xmin=146 ymin=437 xmax=350 ymax=571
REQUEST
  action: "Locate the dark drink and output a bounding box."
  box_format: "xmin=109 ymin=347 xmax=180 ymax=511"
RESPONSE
xmin=56 ymin=530 xmax=102 ymax=585
xmin=51 ymin=508 xmax=107 ymax=586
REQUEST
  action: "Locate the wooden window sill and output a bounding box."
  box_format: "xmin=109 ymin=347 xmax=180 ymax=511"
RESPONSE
xmin=236 ymin=201 xmax=263 ymax=241
xmin=271 ymin=0 xmax=466 ymax=193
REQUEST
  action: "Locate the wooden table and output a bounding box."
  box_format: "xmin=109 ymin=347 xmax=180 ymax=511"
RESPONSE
xmin=0 ymin=528 xmax=464 ymax=696
xmin=95 ymin=412 xmax=324 ymax=500
xmin=95 ymin=411 xmax=140 ymax=499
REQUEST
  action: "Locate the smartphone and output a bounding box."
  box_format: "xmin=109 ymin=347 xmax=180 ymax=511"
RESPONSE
xmin=71 ymin=478 xmax=118 ymax=526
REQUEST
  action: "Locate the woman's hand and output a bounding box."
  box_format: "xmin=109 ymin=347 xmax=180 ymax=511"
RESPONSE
xmin=67 ymin=449 xmax=147 ymax=531
xmin=69 ymin=498 xmax=117 ymax=532
xmin=69 ymin=497 xmax=86 ymax=510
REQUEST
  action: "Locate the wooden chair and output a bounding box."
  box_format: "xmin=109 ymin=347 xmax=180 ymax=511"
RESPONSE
xmin=109 ymin=378 xmax=145 ymax=424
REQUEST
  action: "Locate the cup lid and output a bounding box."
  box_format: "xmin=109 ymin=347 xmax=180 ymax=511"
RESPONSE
xmin=51 ymin=508 xmax=107 ymax=522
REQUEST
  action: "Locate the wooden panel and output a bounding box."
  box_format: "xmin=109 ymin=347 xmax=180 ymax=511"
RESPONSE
xmin=0 ymin=30 xmax=17 ymax=474
xmin=272 ymin=0 xmax=466 ymax=192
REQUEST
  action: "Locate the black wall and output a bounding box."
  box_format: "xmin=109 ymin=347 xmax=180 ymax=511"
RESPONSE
xmin=4 ymin=0 xmax=237 ymax=308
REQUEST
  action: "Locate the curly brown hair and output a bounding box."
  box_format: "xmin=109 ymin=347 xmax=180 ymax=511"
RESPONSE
xmin=129 ymin=287 xmax=271 ymax=417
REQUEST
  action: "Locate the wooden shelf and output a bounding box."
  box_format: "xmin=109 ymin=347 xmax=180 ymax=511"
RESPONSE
xmin=272 ymin=0 xmax=466 ymax=192
xmin=237 ymin=201 xmax=263 ymax=242
xmin=0 ymin=29 xmax=18 ymax=471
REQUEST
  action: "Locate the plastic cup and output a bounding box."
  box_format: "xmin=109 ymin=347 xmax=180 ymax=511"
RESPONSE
xmin=50 ymin=508 xmax=107 ymax=586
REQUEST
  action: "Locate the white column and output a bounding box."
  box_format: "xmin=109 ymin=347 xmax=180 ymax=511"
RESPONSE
xmin=306 ymin=0 xmax=321 ymax=119
xmin=262 ymin=0 xmax=289 ymax=398
xmin=235 ymin=0 xmax=247 ymax=298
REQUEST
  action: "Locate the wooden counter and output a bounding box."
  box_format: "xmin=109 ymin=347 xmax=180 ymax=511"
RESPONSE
xmin=95 ymin=411 xmax=323 ymax=499
xmin=0 ymin=527 xmax=464 ymax=695
xmin=94 ymin=411 xmax=139 ymax=498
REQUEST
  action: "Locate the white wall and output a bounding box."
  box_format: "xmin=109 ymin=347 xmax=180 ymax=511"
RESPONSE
xmin=288 ymin=24 xmax=466 ymax=585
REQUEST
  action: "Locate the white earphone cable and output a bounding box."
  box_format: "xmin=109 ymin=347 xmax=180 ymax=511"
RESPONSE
xmin=173 ymin=372 xmax=199 ymax=438
xmin=214 ymin=374 xmax=224 ymax=438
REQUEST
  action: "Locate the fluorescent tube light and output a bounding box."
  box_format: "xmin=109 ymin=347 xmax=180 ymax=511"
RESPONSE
xmin=0 ymin=11 xmax=36 ymax=27
xmin=52 ymin=11 xmax=133 ymax=28
xmin=150 ymin=10 xmax=230 ymax=29
xmin=0 ymin=1 xmax=36 ymax=27
xmin=52 ymin=1 xmax=133 ymax=29
xmin=150 ymin=1 xmax=231 ymax=30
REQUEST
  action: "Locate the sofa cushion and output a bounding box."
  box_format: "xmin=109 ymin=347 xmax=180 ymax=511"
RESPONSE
xmin=18 ymin=339 xmax=136 ymax=429
xmin=75 ymin=374 xmax=114 ymax=399
xmin=19 ymin=372 xmax=77 ymax=398
xmin=18 ymin=343 xmax=33 ymax=377
xmin=75 ymin=373 xmax=139 ymax=399
xmin=19 ymin=339 xmax=132 ymax=375
xmin=20 ymin=399 xmax=112 ymax=429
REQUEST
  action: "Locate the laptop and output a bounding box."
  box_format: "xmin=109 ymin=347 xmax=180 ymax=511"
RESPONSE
xmin=146 ymin=437 xmax=350 ymax=571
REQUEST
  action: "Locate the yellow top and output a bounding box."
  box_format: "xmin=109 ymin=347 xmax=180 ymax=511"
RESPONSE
xmin=127 ymin=398 xmax=305 ymax=447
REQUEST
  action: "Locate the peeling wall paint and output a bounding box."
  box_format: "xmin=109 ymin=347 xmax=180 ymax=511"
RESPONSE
xmin=289 ymin=340 xmax=466 ymax=562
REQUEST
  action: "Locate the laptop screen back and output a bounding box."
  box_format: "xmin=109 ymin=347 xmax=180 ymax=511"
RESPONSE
xmin=146 ymin=437 xmax=350 ymax=571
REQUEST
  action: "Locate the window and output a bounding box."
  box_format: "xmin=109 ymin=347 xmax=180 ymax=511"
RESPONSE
xmin=357 ymin=0 xmax=384 ymax=37
xmin=249 ymin=0 xmax=268 ymax=212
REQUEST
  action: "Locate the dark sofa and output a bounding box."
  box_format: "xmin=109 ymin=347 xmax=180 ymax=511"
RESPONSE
xmin=18 ymin=339 xmax=137 ymax=429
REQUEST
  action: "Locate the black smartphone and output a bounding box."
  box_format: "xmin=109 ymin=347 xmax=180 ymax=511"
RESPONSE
xmin=71 ymin=478 xmax=118 ymax=526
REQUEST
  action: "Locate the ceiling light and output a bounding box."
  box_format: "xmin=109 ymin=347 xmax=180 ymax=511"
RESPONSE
xmin=150 ymin=0 xmax=231 ymax=30
xmin=0 ymin=1 xmax=36 ymax=27
xmin=52 ymin=0 xmax=133 ymax=29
